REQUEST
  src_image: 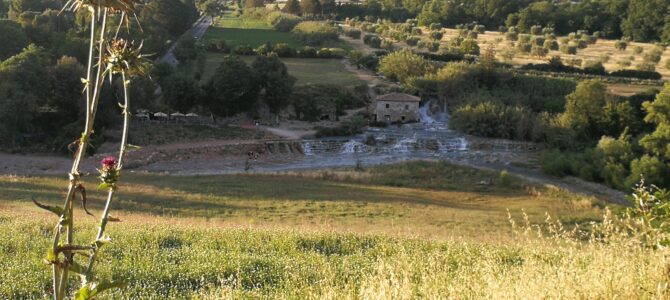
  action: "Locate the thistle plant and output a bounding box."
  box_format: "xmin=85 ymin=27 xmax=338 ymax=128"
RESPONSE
xmin=32 ymin=1 xmax=148 ymax=299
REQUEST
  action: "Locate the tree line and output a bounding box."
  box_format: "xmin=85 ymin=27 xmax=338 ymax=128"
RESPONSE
xmin=330 ymin=0 xmax=670 ymax=43
xmin=0 ymin=0 xmax=200 ymax=150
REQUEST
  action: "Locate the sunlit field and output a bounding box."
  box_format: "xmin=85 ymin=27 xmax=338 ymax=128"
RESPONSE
xmin=4 ymin=162 xmax=664 ymax=299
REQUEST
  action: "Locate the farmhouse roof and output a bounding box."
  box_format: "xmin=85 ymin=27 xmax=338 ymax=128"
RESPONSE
xmin=375 ymin=93 xmax=421 ymax=102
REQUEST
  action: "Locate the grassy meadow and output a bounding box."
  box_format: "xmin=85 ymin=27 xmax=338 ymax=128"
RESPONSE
xmin=3 ymin=161 xmax=668 ymax=298
xmin=204 ymin=15 xmax=351 ymax=50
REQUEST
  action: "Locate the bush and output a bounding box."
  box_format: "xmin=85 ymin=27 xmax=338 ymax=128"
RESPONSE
xmin=344 ymin=28 xmax=362 ymax=39
xmin=615 ymin=40 xmax=628 ymax=51
xmin=565 ymin=58 xmax=582 ymax=67
xmin=542 ymin=27 xmax=554 ymax=35
xmin=505 ymin=32 xmax=518 ymax=41
xmin=429 ymin=23 xmax=442 ymax=31
xmin=429 ymin=31 xmax=443 ymax=41
xmin=498 ymin=26 xmax=507 ymax=33
xmin=644 ymin=50 xmax=663 ymax=63
xmin=363 ymin=34 xmax=382 ymax=48
xmin=298 ymin=46 xmax=318 ymax=58
xmin=233 ymin=44 xmax=255 ymax=55
xmin=531 ymin=45 xmax=547 ymax=57
xmin=516 ymin=42 xmax=531 ymax=54
xmin=633 ymin=46 xmax=643 ymax=54
xmin=460 ymin=39 xmax=479 ymax=55
xmin=411 ymin=27 xmax=422 ymax=35
xmin=531 ymin=36 xmax=545 ymax=47
xmin=575 ymin=39 xmax=588 ymax=49
xmin=582 ymin=60 xmax=606 ymax=75
xmin=474 ymin=25 xmax=485 ymax=34
xmin=560 ymin=44 xmax=577 ymax=55
xmin=273 ymin=43 xmax=296 ymax=57
xmin=451 ymin=101 xmax=533 ymax=140
xmin=636 ymin=62 xmax=656 ymax=72
xmin=518 ymin=34 xmax=531 ymax=44
xmin=418 ymin=39 xmax=439 ymax=52
xmin=543 ymin=39 xmax=559 ymax=51
xmin=267 ymin=12 xmax=302 ymax=32
xmin=530 ymin=25 xmax=542 ymax=35
xmin=665 ymin=59 xmax=670 ymax=69
xmin=467 ymin=31 xmax=479 ymax=39
xmin=292 ymin=21 xmax=339 ymax=46
xmin=405 ymin=36 xmax=420 ymax=46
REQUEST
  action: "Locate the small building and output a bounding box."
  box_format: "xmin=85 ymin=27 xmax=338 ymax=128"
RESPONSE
xmin=374 ymin=93 xmax=420 ymax=123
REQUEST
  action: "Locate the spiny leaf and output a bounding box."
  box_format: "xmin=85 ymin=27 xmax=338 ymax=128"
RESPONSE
xmin=45 ymin=248 xmax=57 ymax=264
xmin=126 ymin=144 xmax=142 ymax=151
xmin=98 ymin=182 xmax=109 ymax=191
xmin=75 ymin=285 xmax=92 ymax=300
xmin=76 ymin=184 xmax=94 ymax=217
xmin=91 ymin=280 xmax=127 ymax=297
xmin=32 ymin=199 xmax=64 ymax=216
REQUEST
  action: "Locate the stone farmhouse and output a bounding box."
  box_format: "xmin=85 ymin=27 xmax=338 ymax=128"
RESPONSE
xmin=374 ymin=93 xmax=420 ymax=123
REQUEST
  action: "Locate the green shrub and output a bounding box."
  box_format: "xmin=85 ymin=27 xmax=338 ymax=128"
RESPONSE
xmin=363 ymin=34 xmax=382 ymax=48
xmin=267 ymin=12 xmax=302 ymax=32
xmin=543 ymin=39 xmax=559 ymax=51
xmin=475 ymin=25 xmax=486 ymax=34
xmin=429 ymin=23 xmax=442 ymax=31
xmin=411 ymin=27 xmax=422 ymax=35
xmin=531 ymin=45 xmax=547 ymax=57
xmin=429 ymin=31 xmax=443 ymax=41
xmin=273 ymin=43 xmax=296 ymax=57
xmin=505 ymin=32 xmax=518 ymax=41
xmin=560 ymin=44 xmax=577 ymax=55
xmin=516 ymin=42 xmax=531 ymax=54
xmin=530 ymin=25 xmax=542 ymax=35
xmin=292 ymin=21 xmax=339 ymax=46
xmin=451 ymin=101 xmax=533 ymax=140
xmin=615 ymin=40 xmax=628 ymax=51
xmin=636 ymin=61 xmax=656 ymax=72
xmin=344 ymin=28 xmax=362 ymax=39
xmin=633 ymin=46 xmax=643 ymax=54
xmin=405 ymin=36 xmax=420 ymax=46
xmin=531 ymin=36 xmax=545 ymax=47
xmin=518 ymin=34 xmax=531 ymax=43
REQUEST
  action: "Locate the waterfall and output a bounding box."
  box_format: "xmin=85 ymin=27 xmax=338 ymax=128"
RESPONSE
xmin=302 ymin=142 xmax=314 ymax=156
xmin=391 ymin=135 xmax=417 ymax=153
xmin=340 ymin=140 xmax=366 ymax=154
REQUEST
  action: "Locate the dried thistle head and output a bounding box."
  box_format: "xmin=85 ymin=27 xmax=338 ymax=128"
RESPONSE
xmin=104 ymin=39 xmax=151 ymax=78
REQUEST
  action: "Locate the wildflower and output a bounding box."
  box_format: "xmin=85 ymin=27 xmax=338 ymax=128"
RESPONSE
xmin=101 ymin=156 xmax=117 ymax=170
xmin=99 ymin=156 xmax=119 ymax=190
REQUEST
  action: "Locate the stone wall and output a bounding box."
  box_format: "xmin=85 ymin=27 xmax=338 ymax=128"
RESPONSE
xmin=375 ymin=100 xmax=419 ymax=123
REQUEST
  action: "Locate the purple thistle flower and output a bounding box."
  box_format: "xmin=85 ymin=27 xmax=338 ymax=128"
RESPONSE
xmin=101 ymin=156 xmax=117 ymax=169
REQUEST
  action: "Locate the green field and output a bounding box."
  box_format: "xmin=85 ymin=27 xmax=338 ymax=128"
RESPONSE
xmin=203 ymin=16 xmax=352 ymax=50
xmin=3 ymin=161 xmax=664 ymax=299
xmin=201 ymin=55 xmax=364 ymax=86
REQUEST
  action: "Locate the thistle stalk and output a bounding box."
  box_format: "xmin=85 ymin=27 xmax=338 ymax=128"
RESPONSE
xmin=84 ymin=71 xmax=131 ymax=280
xmin=49 ymin=7 xmax=110 ymax=299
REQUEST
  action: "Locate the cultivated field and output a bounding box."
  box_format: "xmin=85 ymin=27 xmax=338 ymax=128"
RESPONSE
xmin=3 ymin=161 xmax=667 ymax=298
xmin=439 ymin=28 xmax=670 ymax=81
